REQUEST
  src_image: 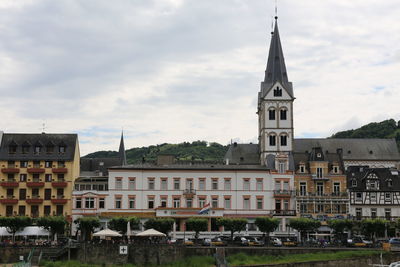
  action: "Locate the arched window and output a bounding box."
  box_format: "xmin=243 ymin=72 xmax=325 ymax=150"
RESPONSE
xmin=280 ymin=134 xmax=288 ymax=146
xmin=269 ymin=134 xmax=276 ymax=146
xmin=268 ymin=108 xmax=276 ymax=120
xmin=280 ymin=108 xmax=287 ymax=120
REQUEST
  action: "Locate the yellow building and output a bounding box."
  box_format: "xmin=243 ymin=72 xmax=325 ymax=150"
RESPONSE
xmin=294 ymin=147 xmax=349 ymax=219
xmin=0 ymin=133 xmax=80 ymax=221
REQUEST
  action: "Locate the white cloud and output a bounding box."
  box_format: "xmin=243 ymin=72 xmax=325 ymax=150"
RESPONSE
xmin=0 ymin=0 xmax=399 ymax=155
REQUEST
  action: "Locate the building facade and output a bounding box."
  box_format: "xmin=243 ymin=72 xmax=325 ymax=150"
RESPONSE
xmin=0 ymin=132 xmax=80 ymax=219
xmin=294 ymin=147 xmax=348 ymax=219
xmin=106 ymin=158 xmax=296 ymax=234
xmin=347 ymin=166 xmax=400 ymax=221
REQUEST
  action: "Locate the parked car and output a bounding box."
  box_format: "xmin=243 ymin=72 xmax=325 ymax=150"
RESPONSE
xmin=202 ymin=237 xmax=227 ymax=246
xmin=347 ymin=236 xmax=372 ymax=247
xmin=301 ymin=214 xmax=313 ymax=219
xmin=245 ymin=236 xmax=264 ymax=246
xmin=281 ymin=237 xmax=297 ymax=247
xmin=271 ymin=237 xmax=282 ymax=247
xmin=233 ymin=236 xmax=249 ymax=246
xmin=389 ymin=238 xmax=400 ymax=245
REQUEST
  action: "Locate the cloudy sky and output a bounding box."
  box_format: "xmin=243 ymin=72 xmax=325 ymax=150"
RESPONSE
xmin=0 ymin=0 xmax=399 ymax=156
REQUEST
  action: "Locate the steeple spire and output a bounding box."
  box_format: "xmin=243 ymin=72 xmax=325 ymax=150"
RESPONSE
xmin=119 ymin=131 xmax=127 ymax=166
xmin=264 ymin=18 xmax=289 ymax=87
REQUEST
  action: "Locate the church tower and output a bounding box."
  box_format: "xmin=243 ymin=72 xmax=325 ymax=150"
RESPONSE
xmin=258 ymin=17 xmax=294 ymax=166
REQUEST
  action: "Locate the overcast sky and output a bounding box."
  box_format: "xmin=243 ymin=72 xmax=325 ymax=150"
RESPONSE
xmin=1 ymin=0 xmax=399 ymax=156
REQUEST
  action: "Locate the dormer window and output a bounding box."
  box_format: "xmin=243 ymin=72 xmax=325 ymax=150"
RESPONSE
xmin=387 ymin=179 xmax=393 ymax=188
xmin=273 ymin=87 xmax=282 ymax=97
xmin=8 ymin=142 xmax=17 ymax=154
xmin=299 ymin=165 xmax=305 ymax=173
xmin=58 ymin=142 xmax=66 ymax=153
xmin=46 ymin=142 xmax=55 ymax=154
xmin=333 ymin=166 xmax=339 ymax=174
xmin=278 ymin=161 xmax=286 ymax=173
xmin=351 ymin=179 xmax=357 ymax=187
xmin=34 ymin=142 xmax=42 ymax=154
xmin=22 ymin=142 xmax=30 ymax=154
xmin=366 ymin=179 xmax=379 ymax=190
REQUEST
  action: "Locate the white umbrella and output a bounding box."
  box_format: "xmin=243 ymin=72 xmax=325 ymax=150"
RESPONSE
xmin=15 ymin=226 xmax=50 ymax=236
xmin=93 ymin=229 xmax=122 ymax=237
xmin=0 ymin=227 xmax=12 ymax=236
xmin=135 ymin=228 xmax=166 ymax=237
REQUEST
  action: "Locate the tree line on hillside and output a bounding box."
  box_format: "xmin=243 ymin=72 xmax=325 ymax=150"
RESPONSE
xmin=84 ymin=140 xmax=229 ymax=164
xmin=84 ymin=119 xmax=400 ymax=162
xmin=331 ymin=119 xmax=400 ymax=149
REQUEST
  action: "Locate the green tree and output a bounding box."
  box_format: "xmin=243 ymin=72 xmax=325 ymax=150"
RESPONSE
xmin=74 ymin=217 xmax=100 ymax=241
xmin=36 ymin=216 xmax=67 ymax=240
xmin=328 ymin=219 xmax=353 ymax=244
xmin=108 ymin=216 xmax=140 ymax=235
xmin=255 ymin=217 xmax=280 ymax=245
xmin=186 ymin=218 xmax=208 ymax=240
xmin=288 ymin=218 xmax=321 ymax=244
xmin=144 ymin=218 xmax=175 ymax=235
xmin=217 ymin=218 xmax=247 ymax=240
xmin=360 ymin=218 xmax=387 ymax=241
xmin=0 ymin=216 xmax=32 ymax=242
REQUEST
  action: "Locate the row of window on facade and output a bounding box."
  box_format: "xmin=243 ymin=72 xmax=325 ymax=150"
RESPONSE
xmin=268 ymin=108 xmax=288 ymax=120
xmin=298 ymin=181 xmax=342 ymax=196
xmin=298 ymin=202 xmax=347 ymax=214
xmin=268 ymin=134 xmax=288 ymax=146
xmin=349 ymin=178 xmax=393 ymax=189
xmin=74 ymin=183 xmax=108 ymax=191
xmin=113 ymin=177 xmax=291 ymax=191
xmin=4 ymin=204 xmax=64 ymax=217
xmin=3 ymin=188 xmax=65 ymax=199
xmin=353 ymin=192 xmax=396 ymax=203
xmin=4 ymin=173 xmax=66 ymax=182
xmin=8 ymin=142 xmax=67 ymax=154
xmin=75 ymin=195 xmax=290 ymax=211
xmin=355 ymin=207 xmax=393 ymax=220
xmin=3 ymin=160 xmax=66 ymax=168
xmin=297 ymin=165 xmax=340 ymax=175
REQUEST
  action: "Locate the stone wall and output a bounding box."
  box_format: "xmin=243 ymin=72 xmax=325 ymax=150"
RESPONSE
xmin=234 ymin=253 xmax=400 ymax=267
xmin=0 ymin=247 xmax=31 ymax=264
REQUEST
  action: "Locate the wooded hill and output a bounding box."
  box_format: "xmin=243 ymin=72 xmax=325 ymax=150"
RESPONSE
xmin=84 ymin=119 xmax=400 ymax=163
xmin=330 ymin=119 xmax=400 ymax=149
xmin=83 ymin=141 xmax=229 ymax=164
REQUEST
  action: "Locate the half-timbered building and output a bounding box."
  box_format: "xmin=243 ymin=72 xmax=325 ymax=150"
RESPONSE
xmin=347 ymin=166 xmax=400 ymax=221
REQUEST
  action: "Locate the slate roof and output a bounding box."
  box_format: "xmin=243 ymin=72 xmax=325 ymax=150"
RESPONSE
xmin=0 ymin=133 xmax=78 ymax=161
xmin=109 ymin=163 xmax=270 ymax=171
xmin=293 ymin=146 xmax=344 ymax=173
xmin=224 ymin=143 xmax=260 ymax=165
xmin=80 ymin=157 xmax=121 ymax=176
xmin=347 ymin=166 xmax=400 ymax=191
xmin=294 ymin=138 xmax=400 ymax=161
xmin=260 ymin=19 xmax=294 ymax=99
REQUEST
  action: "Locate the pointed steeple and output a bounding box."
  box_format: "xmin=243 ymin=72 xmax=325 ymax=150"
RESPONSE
xmin=119 ymin=131 xmax=127 ymax=166
xmin=264 ymin=17 xmax=290 ymax=87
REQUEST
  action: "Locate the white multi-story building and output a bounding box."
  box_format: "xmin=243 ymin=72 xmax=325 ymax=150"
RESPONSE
xmin=105 ymin=155 xmax=296 ymax=234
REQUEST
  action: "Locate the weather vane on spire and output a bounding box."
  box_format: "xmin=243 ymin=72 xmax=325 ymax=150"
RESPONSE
xmin=275 ymin=0 xmax=278 ymax=19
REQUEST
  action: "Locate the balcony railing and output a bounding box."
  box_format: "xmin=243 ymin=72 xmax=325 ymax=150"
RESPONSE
xmin=311 ymin=174 xmax=329 ymax=180
xmin=0 ymin=181 xmax=19 ymax=187
xmin=271 ymin=209 xmax=296 ymax=216
xmin=183 ymin=189 xmax=196 ymax=197
xmin=296 ymin=192 xmax=348 ymax=198
xmin=273 ymin=190 xmax=294 ymax=197
xmin=1 ymin=168 xmax=20 ymax=174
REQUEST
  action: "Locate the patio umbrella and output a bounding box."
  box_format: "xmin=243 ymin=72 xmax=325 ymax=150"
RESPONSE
xmin=135 ymin=229 xmax=166 ymax=237
xmin=93 ymin=228 xmax=122 ymax=237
